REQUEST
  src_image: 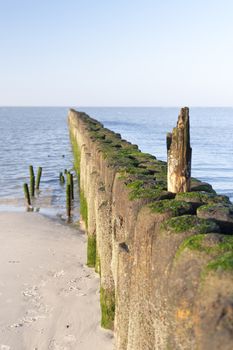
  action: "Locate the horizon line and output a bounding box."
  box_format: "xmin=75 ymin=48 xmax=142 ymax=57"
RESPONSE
xmin=1 ymin=105 xmax=233 ymax=108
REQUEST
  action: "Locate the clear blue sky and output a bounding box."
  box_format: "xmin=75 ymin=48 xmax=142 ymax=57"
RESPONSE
xmin=1 ymin=0 xmax=233 ymax=106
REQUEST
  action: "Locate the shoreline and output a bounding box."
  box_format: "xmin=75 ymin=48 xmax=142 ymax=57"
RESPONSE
xmin=0 ymin=211 xmax=113 ymax=349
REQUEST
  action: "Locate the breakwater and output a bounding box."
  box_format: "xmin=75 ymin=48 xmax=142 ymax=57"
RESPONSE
xmin=68 ymin=109 xmax=233 ymax=350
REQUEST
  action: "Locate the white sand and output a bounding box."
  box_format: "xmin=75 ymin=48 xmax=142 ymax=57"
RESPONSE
xmin=0 ymin=212 xmax=113 ymax=350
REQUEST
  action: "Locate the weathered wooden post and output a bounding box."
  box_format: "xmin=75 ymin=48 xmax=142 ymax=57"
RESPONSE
xmin=59 ymin=172 xmax=65 ymax=184
xmin=29 ymin=165 xmax=35 ymax=197
xmin=66 ymin=172 xmax=74 ymax=200
xmin=167 ymin=107 xmax=192 ymax=193
xmin=66 ymin=183 xmax=71 ymax=218
xmin=23 ymin=183 xmax=31 ymax=206
xmin=36 ymin=167 xmax=42 ymax=190
xmin=70 ymin=173 xmax=74 ymax=200
xmin=66 ymin=172 xmax=70 ymax=187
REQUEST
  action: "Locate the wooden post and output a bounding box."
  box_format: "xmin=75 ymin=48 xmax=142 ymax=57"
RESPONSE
xmin=167 ymin=107 xmax=192 ymax=193
xmin=59 ymin=172 xmax=65 ymax=184
xmin=66 ymin=172 xmax=74 ymax=200
xmin=36 ymin=167 xmax=42 ymax=190
xmin=23 ymin=183 xmax=31 ymax=206
xmin=70 ymin=173 xmax=74 ymax=200
xmin=29 ymin=165 xmax=35 ymax=197
xmin=66 ymin=172 xmax=70 ymax=186
xmin=66 ymin=183 xmax=71 ymax=217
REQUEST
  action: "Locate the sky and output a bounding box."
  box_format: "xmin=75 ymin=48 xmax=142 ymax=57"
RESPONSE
xmin=0 ymin=0 xmax=233 ymax=106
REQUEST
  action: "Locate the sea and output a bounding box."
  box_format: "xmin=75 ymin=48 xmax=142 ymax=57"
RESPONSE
xmin=0 ymin=107 xmax=232 ymax=220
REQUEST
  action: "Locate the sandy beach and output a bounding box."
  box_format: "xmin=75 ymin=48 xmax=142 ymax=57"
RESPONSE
xmin=0 ymin=212 xmax=113 ymax=350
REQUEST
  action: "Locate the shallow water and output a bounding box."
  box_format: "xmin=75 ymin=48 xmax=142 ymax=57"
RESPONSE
xmin=0 ymin=107 xmax=78 ymax=219
xmin=0 ymin=107 xmax=232 ymax=218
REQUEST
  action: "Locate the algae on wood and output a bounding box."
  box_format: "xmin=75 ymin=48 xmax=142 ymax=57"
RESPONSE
xmin=167 ymin=107 xmax=192 ymax=193
xmin=59 ymin=172 xmax=65 ymax=184
xmin=66 ymin=183 xmax=71 ymax=218
xmin=23 ymin=183 xmax=31 ymax=206
xmin=100 ymin=287 xmax=115 ymax=330
xmin=36 ymin=167 xmax=42 ymax=190
xmin=29 ymin=165 xmax=35 ymax=197
xmin=87 ymin=235 xmax=96 ymax=267
xmin=70 ymin=173 xmax=74 ymax=200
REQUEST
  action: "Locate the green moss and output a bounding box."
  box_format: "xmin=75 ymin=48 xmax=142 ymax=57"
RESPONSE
xmin=120 ymin=159 xmax=168 ymax=200
xmin=104 ymin=148 xmax=140 ymax=168
xmin=162 ymin=215 xmax=220 ymax=234
xmin=176 ymin=234 xmax=233 ymax=278
xmin=191 ymin=182 xmax=216 ymax=194
xmin=126 ymin=180 xmax=172 ymax=201
xmin=206 ymin=252 xmax=233 ymax=271
xmin=197 ymin=203 xmax=233 ymax=215
xmin=217 ymin=236 xmax=233 ymax=251
xmin=177 ymin=235 xmax=205 ymax=256
xmin=80 ymin=190 xmax=88 ymax=228
xmin=89 ymin=127 xmax=156 ymax=173
xmin=87 ymin=235 xmax=96 ymax=267
xmin=149 ymin=199 xmax=192 ymax=216
xmin=95 ymin=251 xmax=101 ymax=275
xmin=130 ymin=186 xmax=170 ymax=201
xmin=209 ymin=195 xmax=231 ymax=205
xmin=72 ymin=117 xmax=172 ymax=203
xmin=100 ymin=287 xmax=115 ymax=330
xmin=70 ymin=132 xmax=81 ymax=177
xmin=176 ymin=234 xmax=233 ymax=258
xmin=176 ymin=191 xmax=231 ymax=205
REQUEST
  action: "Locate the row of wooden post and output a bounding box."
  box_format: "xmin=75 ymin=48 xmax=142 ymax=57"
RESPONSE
xmin=23 ymin=107 xmax=191 ymax=221
xmin=24 ymin=166 xmax=74 ymax=219
xmin=23 ymin=165 xmax=42 ymax=206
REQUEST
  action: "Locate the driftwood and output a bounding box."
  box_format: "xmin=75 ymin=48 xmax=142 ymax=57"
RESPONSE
xmin=167 ymin=107 xmax=192 ymax=193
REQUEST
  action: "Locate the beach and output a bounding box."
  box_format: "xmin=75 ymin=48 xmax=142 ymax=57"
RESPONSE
xmin=0 ymin=212 xmax=113 ymax=350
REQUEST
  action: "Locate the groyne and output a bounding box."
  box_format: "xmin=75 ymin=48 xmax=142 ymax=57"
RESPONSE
xmin=68 ymin=109 xmax=233 ymax=350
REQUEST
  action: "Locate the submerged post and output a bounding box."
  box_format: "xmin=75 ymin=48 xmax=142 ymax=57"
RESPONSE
xmin=70 ymin=173 xmax=74 ymax=200
xmin=59 ymin=172 xmax=65 ymax=184
xmin=23 ymin=183 xmax=31 ymax=206
xmin=66 ymin=183 xmax=71 ymax=218
xmin=29 ymin=165 xmax=35 ymax=197
xmin=36 ymin=167 xmax=42 ymax=190
xmin=66 ymin=172 xmax=74 ymax=200
xmin=167 ymin=107 xmax=192 ymax=193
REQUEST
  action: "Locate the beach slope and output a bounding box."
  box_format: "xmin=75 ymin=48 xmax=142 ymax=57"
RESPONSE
xmin=0 ymin=212 xmax=113 ymax=350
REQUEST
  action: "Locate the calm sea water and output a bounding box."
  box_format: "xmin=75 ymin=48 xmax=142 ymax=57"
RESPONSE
xmin=0 ymin=107 xmax=232 ymax=218
xmin=0 ymin=107 xmax=75 ymax=218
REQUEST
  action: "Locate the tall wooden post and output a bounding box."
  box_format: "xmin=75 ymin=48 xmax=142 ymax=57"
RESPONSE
xmin=66 ymin=183 xmax=71 ymax=218
xmin=29 ymin=165 xmax=35 ymax=197
xmin=167 ymin=107 xmax=192 ymax=193
xmin=23 ymin=183 xmax=31 ymax=206
xmin=36 ymin=167 xmax=42 ymax=190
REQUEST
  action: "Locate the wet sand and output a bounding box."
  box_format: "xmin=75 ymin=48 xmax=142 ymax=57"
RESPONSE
xmin=0 ymin=212 xmax=113 ymax=350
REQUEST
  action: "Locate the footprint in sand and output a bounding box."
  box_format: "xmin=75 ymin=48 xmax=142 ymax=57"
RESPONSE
xmin=22 ymin=286 xmax=39 ymax=298
xmin=53 ymin=270 xmax=65 ymax=278
xmin=48 ymin=334 xmax=76 ymax=349
xmin=9 ymin=286 xmax=50 ymax=329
